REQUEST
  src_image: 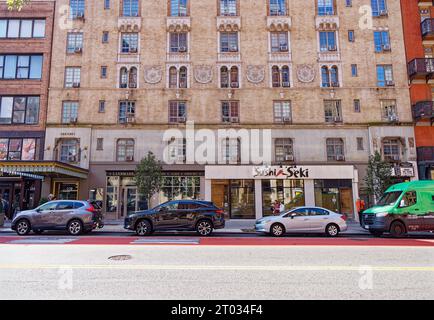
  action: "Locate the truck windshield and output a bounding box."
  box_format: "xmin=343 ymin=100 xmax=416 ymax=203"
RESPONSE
xmin=376 ymin=191 xmax=402 ymax=206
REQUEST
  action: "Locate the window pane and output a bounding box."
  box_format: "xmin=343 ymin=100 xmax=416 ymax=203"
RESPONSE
xmin=0 ymin=97 xmax=13 ymax=124
xmin=26 ymin=97 xmax=40 ymax=124
xmin=4 ymin=55 xmax=17 ymax=79
xmin=20 ymin=20 xmax=33 ymax=38
xmin=22 ymin=139 xmax=36 ymax=160
xmin=33 ymin=20 xmax=45 ymax=37
xmin=13 ymin=97 xmax=26 ymax=123
xmin=29 ymin=55 xmax=43 ymax=79
xmin=0 ymin=20 xmax=7 ymax=38
xmin=0 ymin=139 xmax=8 ymax=160
xmin=7 ymin=20 xmax=20 ymax=38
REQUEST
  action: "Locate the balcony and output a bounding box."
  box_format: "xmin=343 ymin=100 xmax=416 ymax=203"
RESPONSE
xmin=408 ymin=58 xmax=434 ymax=82
xmin=421 ymin=18 xmax=434 ymax=40
xmin=417 ymin=147 xmax=434 ymax=162
xmin=318 ymin=50 xmax=341 ymax=62
xmin=413 ymin=101 xmax=434 ymax=122
xmin=118 ymin=17 xmax=141 ymax=32
xmin=418 ymin=0 xmax=434 ymax=7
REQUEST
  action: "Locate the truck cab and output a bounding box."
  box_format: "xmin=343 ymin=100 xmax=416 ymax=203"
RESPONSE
xmin=362 ymin=181 xmax=434 ymax=237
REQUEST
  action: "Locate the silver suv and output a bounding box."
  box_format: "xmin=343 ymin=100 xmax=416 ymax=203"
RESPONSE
xmin=11 ymin=200 xmax=103 ymax=236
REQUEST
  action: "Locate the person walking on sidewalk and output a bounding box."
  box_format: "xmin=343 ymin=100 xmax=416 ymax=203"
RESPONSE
xmin=356 ymin=198 xmax=366 ymax=226
xmin=272 ymin=200 xmax=281 ymax=215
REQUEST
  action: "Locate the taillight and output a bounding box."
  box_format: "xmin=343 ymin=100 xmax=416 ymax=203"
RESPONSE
xmin=86 ymin=204 xmax=96 ymax=213
xmin=215 ymin=209 xmax=225 ymax=218
xmin=340 ymin=214 xmax=347 ymax=221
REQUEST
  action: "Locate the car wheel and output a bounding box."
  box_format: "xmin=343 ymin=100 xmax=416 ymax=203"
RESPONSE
xmin=16 ymin=219 xmax=31 ymax=236
xmin=135 ymin=220 xmax=152 ymax=236
xmin=33 ymin=229 xmax=44 ymax=235
xmin=67 ymin=219 xmax=83 ymax=236
xmin=270 ymin=223 xmax=285 ymax=237
xmin=325 ymin=223 xmax=340 ymax=237
xmin=369 ymin=230 xmax=383 ymax=237
xmin=196 ymin=219 xmax=213 ymax=236
xmin=390 ymin=221 xmax=406 ymax=238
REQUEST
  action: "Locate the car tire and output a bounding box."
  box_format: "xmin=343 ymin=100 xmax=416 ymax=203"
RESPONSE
xmin=33 ymin=229 xmax=44 ymax=235
xmin=270 ymin=223 xmax=285 ymax=237
xmin=196 ymin=219 xmax=213 ymax=236
xmin=135 ymin=219 xmax=152 ymax=236
xmin=67 ymin=219 xmax=83 ymax=236
xmin=325 ymin=223 xmax=340 ymax=237
xmin=16 ymin=219 xmax=31 ymax=236
xmin=369 ymin=230 xmax=383 ymax=237
xmin=390 ymin=221 xmax=406 ymax=238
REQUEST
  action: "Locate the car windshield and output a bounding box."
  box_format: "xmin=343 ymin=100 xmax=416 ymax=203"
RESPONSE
xmin=376 ymin=191 xmax=402 ymax=206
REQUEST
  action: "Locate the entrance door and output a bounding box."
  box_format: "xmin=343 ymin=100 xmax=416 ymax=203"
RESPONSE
xmin=340 ymin=188 xmax=354 ymax=219
xmin=211 ymin=180 xmax=230 ymax=218
xmin=122 ymin=187 xmax=148 ymax=217
xmin=0 ymin=185 xmax=12 ymax=219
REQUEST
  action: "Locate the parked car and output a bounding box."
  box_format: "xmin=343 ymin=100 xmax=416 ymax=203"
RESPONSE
xmin=124 ymin=200 xmax=225 ymax=236
xmin=362 ymin=181 xmax=434 ymax=237
xmin=255 ymin=206 xmax=348 ymax=237
xmin=11 ymin=200 xmax=103 ymax=236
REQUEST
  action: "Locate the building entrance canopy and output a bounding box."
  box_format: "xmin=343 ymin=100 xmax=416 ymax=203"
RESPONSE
xmin=0 ymin=161 xmax=88 ymax=180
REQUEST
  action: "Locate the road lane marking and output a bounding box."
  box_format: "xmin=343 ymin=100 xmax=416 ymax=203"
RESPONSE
xmin=132 ymin=238 xmax=200 ymax=245
xmin=0 ymin=264 xmax=433 ymax=272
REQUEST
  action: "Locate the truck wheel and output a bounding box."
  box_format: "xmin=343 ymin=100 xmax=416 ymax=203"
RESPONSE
xmin=390 ymin=221 xmax=406 ymax=238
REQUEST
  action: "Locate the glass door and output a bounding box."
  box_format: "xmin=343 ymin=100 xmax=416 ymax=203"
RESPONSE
xmin=123 ymin=187 xmax=147 ymax=217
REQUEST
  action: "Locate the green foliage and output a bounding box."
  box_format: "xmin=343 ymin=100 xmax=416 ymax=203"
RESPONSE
xmin=7 ymin=0 xmax=30 ymax=11
xmin=364 ymin=151 xmax=393 ymax=202
xmin=135 ymin=152 xmax=163 ymax=205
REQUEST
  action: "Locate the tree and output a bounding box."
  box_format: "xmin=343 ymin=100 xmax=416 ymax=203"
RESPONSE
xmin=6 ymin=0 xmax=30 ymax=11
xmin=364 ymin=151 xmax=393 ymax=203
xmin=135 ymin=152 xmax=163 ymax=209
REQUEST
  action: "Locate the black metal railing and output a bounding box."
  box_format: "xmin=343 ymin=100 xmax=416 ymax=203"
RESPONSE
xmin=408 ymin=58 xmax=434 ymax=78
xmin=421 ymin=18 xmax=434 ymax=37
xmin=417 ymin=147 xmax=434 ymax=162
xmin=413 ymin=101 xmax=434 ymax=121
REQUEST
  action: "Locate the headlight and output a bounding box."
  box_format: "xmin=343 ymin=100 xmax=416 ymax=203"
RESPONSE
xmin=375 ymin=212 xmax=388 ymax=218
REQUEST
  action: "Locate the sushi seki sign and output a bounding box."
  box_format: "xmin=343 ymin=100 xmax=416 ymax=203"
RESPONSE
xmin=252 ymin=165 xmax=310 ymax=179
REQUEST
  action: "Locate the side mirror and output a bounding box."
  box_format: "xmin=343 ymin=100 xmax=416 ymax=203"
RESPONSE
xmin=291 ymin=213 xmax=296 ymax=219
xmin=399 ymin=200 xmax=406 ymax=208
xmin=35 ymin=208 xmax=41 ymax=213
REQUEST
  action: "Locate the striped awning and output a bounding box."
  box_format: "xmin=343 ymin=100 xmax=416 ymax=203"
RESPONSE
xmin=0 ymin=161 xmax=88 ymax=179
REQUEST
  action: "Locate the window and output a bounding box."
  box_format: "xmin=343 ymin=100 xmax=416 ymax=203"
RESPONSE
xmin=371 ymin=0 xmax=387 ymax=17
xmin=220 ymin=0 xmax=237 ymax=16
xmin=58 ymin=139 xmax=79 ymax=163
xmin=273 ymin=101 xmax=292 ymax=123
xmin=102 ymin=31 xmax=109 ymax=43
xmin=376 ymin=65 xmax=393 ymax=87
xmin=318 ymin=0 xmax=334 ymax=16
xmin=321 ymin=65 xmax=339 ymax=87
xmin=104 ymin=0 xmax=110 ymax=9
xmin=170 ymin=0 xmax=188 ymax=17
xmin=101 ymin=66 xmax=107 ymax=78
xmin=271 ymin=65 xmax=290 ymax=87
xmin=169 ymin=32 xmax=188 ymax=52
xmin=121 ymin=33 xmax=138 ymax=53
xmin=383 ymin=138 xmax=401 ymax=162
xmin=381 ymin=99 xmax=398 ymax=121
xmin=0 ymin=138 xmax=39 ymax=161
xmin=70 ymin=0 xmax=85 ymax=18
xmin=346 ymin=0 xmax=352 ymax=7
xmin=351 ymin=64 xmax=358 ymax=77
xmin=222 ymin=138 xmax=240 ymax=163
xmin=357 ymin=137 xmax=364 ymax=151
xmin=96 ymin=138 xmax=104 ymax=151
xmin=0 ymin=19 xmax=45 ymax=38
xmin=0 ymin=55 xmax=43 ymax=80
xmin=168 ymin=66 xmax=188 ymax=88
xmin=348 ymin=30 xmax=355 ymax=42
xmin=324 ymin=100 xmax=342 ymax=122
xmin=270 ymin=32 xmax=289 ymax=52
xmin=167 ymin=138 xmax=186 ymax=162
xmin=62 ymin=101 xmax=78 ymax=124
xmin=99 ymin=100 xmax=106 ymax=113
xmin=168 ymin=101 xmax=187 ymax=123
xmin=269 ymin=0 xmax=287 ymax=16
xmin=0 ymin=96 xmax=39 ymax=124
xmin=326 ymin=138 xmax=345 ymax=161
xmin=119 ymin=67 xmax=137 ymax=88
xmin=119 ymin=101 xmax=135 ymax=123
xmin=319 ymin=31 xmax=337 ymax=51
xmin=353 ymin=99 xmax=361 ymax=112
xmin=122 ymin=0 xmax=139 ymax=16
xmin=222 ymin=101 xmax=239 ymax=123
xmin=117 ymin=139 xmax=135 ymax=162
xmin=401 ymin=191 xmax=417 ymax=207
xmin=64 ymin=67 xmax=81 ymax=87
xmin=220 ymin=32 xmax=238 ymax=52
xmin=374 ymin=31 xmax=390 ymax=52
xmin=275 ymin=138 xmax=293 ymax=162
xmin=67 ymin=33 xmax=83 ymax=53
xmin=220 ymin=66 xmax=239 ymax=88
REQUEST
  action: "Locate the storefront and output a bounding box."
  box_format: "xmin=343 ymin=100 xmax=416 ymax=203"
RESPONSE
xmin=205 ymin=165 xmax=359 ymax=220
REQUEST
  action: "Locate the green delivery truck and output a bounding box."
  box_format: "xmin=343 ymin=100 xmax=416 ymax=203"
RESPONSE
xmin=362 ymin=181 xmax=434 ymax=237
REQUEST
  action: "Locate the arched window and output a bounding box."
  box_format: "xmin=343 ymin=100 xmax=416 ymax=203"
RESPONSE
xmin=321 ymin=66 xmax=329 ymax=87
xmin=220 ymin=66 xmax=229 ymax=88
xmin=120 ymin=67 xmax=128 ymax=88
xmin=272 ymin=66 xmax=280 ymax=88
xmin=281 ymin=66 xmax=290 ymax=87
xmin=230 ymin=66 xmax=239 ymax=88
xmin=330 ymin=65 xmax=339 ymax=87
xmin=116 ymin=139 xmax=135 ymax=162
xmin=169 ymin=66 xmax=178 ymax=88
xmin=179 ymin=66 xmax=188 ymax=88
xmin=129 ymin=67 xmax=137 ymax=88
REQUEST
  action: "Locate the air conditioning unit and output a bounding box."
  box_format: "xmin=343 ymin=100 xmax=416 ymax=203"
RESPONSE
xmin=229 ymin=155 xmax=239 ymax=162
xmin=68 ymin=155 xmax=77 ymax=163
xmin=72 ymin=82 xmax=80 ymax=88
xmin=178 ymin=46 xmax=187 ymax=52
xmin=120 ymin=83 xmax=128 ymax=89
xmin=133 ymin=12 xmax=139 ymax=17
xmin=125 ymin=155 xmax=134 ymax=162
xmin=392 ymin=155 xmax=400 ymax=161
xmin=129 ymin=83 xmax=137 ymax=88
xmin=177 ymin=155 xmax=186 ymax=162
xmin=230 ymin=116 xmax=239 ymax=123
xmin=229 ymin=46 xmax=238 ymax=52
xmin=333 ymin=116 xmax=342 ymax=122
xmin=379 ymin=10 xmax=388 ymax=16
xmin=336 ymin=155 xmax=345 ymax=161
xmin=280 ymin=45 xmax=288 ymax=51
xmin=74 ymin=47 xmax=82 ymax=53
xmin=76 ymin=12 xmax=85 ymax=19
xmin=285 ymin=154 xmax=294 ymax=162
xmin=178 ymin=116 xmax=186 ymax=123
xmin=282 ymin=116 xmax=291 ymax=123
xmin=69 ymin=117 xmax=78 ymax=124
xmin=382 ymin=44 xmax=391 ymax=51
xmin=126 ymin=116 xmax=135 ymax=124
xmin=388 ymin=114 xmax=399 ymax=122
xmin=328 ymin=45 xmax=337 ymax=51
xmin=129 ymin=48 xmax=138 ymax=53
xmin=386 ymin=80 xmax=395 ymax=86
xmin=230 ymin=82 xmax=239 ymax=88
xmin=282 ymin=81 xmax=290 ymax=87
xmin=331 ymin=82 xmax=339 ymax=87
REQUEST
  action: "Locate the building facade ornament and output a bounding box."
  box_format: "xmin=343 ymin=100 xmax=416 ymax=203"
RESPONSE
xmin=296 ymin=64 xmax=316 ymax=83
xmin=194 ymin=65 xmax=213 ymax=84
xmin=246 ymin=65 xmax=265 ymax=84
xmin=144 ymin=66 xmax=162 ymax=84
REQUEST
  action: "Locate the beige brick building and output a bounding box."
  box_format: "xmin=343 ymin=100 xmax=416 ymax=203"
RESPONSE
xmin=44 ymin=0 xmax=417 ymax=220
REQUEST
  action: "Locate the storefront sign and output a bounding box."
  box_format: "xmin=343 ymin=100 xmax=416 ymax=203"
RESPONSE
xmin=252 ymin=165 xmax=309 ymax=179
xmin=391 ymin=164 xmax=415 ymax=178
xmin=106 ymin=171 xmax=205 ymax=177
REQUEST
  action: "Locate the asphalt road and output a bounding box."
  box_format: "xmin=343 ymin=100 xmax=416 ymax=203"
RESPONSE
xmin=1 ymin=244 xmax=433 ymax=299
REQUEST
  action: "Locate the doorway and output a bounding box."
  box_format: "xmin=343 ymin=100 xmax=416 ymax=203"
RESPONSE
xmin=121 ymin=187 xmax=147 ymax=218
xmin=0 ymin=184 xmax=12 ymax=219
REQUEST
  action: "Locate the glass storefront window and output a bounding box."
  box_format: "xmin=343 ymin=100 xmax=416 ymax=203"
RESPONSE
xmin=56 ymin=182 xmax=78 ymax=200
xmin=106 ymin=176 xmax=119 ymax=213
xmin=262 ymin=179 xmax=305 ymax=216
xmin=314 ymin=179 xmax=354 ymax=218
xmin=230 ymin=179 xmax=255 ymax=219
xmin=160 ymin=176 xmax=201 ymax=203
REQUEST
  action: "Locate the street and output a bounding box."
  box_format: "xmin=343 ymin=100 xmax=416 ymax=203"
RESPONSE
xmin=0 ymin=232 xmax=433 ymax=300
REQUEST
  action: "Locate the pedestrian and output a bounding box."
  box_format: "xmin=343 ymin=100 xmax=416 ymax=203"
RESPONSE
xmin=47 ymin=194 xmax=56 ymax=201
xmin=356 ymin=198 xmax=366 ymax=226
xmin=273 ymin=200 xmax=281 ymax=215
xmin=279 ymin=201 xmax=285 ymax=213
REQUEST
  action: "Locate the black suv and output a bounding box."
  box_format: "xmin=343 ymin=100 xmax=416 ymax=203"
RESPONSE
xmin=124 ymin=200 xmax=225 ymax=236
